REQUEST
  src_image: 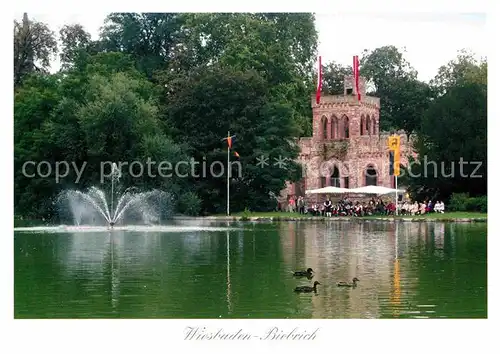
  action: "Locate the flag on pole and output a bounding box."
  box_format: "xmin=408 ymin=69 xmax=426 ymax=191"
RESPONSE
xmin=222 ymin=134 xmax=236 ymax=149
xmin=353 ymin=55 xmax=361 ymax=101
xmin=389 ymin=150 xmax=395 ymax=176
xmin=316 ymin=56 xmax=322 ymax=104
xmin=234 ymin=151 xmax=240 ymax=158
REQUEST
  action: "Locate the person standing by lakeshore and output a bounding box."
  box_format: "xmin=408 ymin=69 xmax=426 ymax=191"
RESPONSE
xmin=288 ymin=196 xmax=295 ymax=213
xmin=324 ymin=198 xmax=333 ymax=217
xmin=298 ymin=196 xmax=305 ymax=214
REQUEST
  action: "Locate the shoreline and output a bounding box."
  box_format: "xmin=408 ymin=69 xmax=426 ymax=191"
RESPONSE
xmin=14 ymin=213 xmax=487 ymax=228
xmin=177 ymin=215 xmax=487 ymax=223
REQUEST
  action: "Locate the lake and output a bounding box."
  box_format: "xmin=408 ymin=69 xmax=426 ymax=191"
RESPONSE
xmin=14 ymin=220 xmax=487 ymax=319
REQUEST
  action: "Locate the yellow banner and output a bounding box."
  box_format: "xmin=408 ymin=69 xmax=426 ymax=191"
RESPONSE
xmin=388 ymin=135 xmax=400 ymax=151
xmin=394 ymin=147 xmax=400 ymax=176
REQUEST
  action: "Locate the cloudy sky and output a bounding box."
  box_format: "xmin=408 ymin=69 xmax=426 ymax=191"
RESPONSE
xmin=14 ymin=12 xmax=487 ymax=82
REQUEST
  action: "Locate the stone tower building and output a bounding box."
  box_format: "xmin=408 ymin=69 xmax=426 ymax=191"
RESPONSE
xmin=282 ymin=75 xmax=415 ymax=202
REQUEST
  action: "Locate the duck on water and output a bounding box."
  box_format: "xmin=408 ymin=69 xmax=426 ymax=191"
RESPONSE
xmin=292 ymin=268 xmax=314 ymax=277
xmin=337 ymin=277 xmax=360 ymax=287
xmin=294 ymin=281 xmax=321 ymax=293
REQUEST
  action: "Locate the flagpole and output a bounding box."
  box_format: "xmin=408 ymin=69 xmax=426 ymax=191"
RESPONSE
xmin=395 ymin=175 xmax=398 ymax=216
xmin=227 ymin=130 xmax=230 ymax=216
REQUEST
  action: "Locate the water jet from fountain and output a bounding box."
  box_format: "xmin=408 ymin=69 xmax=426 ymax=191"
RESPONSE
xmin=57 ymin=163 xmax=172 ymax=226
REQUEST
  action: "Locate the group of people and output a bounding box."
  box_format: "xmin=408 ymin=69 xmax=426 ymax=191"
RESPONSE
xmin=399 ymin=200 xmax=445 ymax=215
xmin=281 ymin=196 xmax=445 ymax=217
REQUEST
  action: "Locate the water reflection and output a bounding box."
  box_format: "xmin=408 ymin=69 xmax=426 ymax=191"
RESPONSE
xmin=277 ymin=221 xmax=486 ymax=318
xmin=110 ymin=233 xmax=120 ymax=310
xmin=226 ymin=230 xmax=232 ymax=314
xmin=390 ymin=222 xmax=401 ymax=316
xmin=14 ymin=221 xmax=487 ymax=319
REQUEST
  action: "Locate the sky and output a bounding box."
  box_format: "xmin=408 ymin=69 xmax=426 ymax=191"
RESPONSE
xmin=14 ymin=12 xmax=487 ymax=82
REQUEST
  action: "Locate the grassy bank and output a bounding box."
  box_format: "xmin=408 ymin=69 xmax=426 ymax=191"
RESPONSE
xmin=231 ymin=211 xmax=485 ymax=218
xmin=211 ymin=211 xmax=487 ymax=222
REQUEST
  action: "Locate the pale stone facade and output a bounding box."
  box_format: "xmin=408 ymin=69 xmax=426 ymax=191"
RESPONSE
xmin=281 ymin=75 xmax=416 ymax=203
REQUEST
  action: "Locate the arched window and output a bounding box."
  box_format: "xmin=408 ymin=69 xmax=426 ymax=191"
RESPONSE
xmin=330 ymin=166 xmax=340 ymax=187
xmin=360 ymin=115 xmax=365 ymax=135
xmin=322 ymin=116 xmax=328 ymax=140
xmin=372 ymin=116 xmax=377 ymax=135
xmin=343 ymin=116 xmax=350 ymax=138
xmin=331 ymin=115 xmax=338 ymax=139
xmin=365 ymin=165 xmax=377 ymax=186
xmin=366 ymin=116 xmax=371 ymax=135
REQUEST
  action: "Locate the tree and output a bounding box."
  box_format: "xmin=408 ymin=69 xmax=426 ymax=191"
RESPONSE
xmin=99 ymin=13 xmax=185 ymax=79
xmin=405 ymin=82 xmax=486 ymax=201
xmin=156 ymin=13 xmax=318 ymax=136
xmin=14 ymin=73 xmax=64 ymax=217
xmin=389 ymin=77 xmax=434 ymax=137
xmin=321 ymin=61 xmax=352 ymax=95
xmin=431 ymin=49 xmax=487 ymax=94
xmin=59 ymin=24 xmax=95 ymax=69
xmin=14 ymin=13 xmax=58 ymax=87
xmin=166 ymin=65 xmax=302 ymax=214
xmin=14 ymin=52 xmax=189 ymax=219
xmin=360 ymin=45 xmax=433 ymax=135
xmin=361 ymin=45 xmax=417 ymax=82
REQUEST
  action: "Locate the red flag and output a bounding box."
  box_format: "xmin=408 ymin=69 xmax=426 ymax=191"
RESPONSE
xmin=227 ymin=136 xmax=232 ymax=149
xmin=353 ymin=55 xmax=361 ymax=101
xmin=316 ymin=56 xmax=322 ymax=104
xmin=234 ymin=151 xmax=240 ymax=158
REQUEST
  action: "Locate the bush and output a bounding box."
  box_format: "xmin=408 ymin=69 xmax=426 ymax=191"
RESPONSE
xmin=466 ymin=196 xmax=487 ymax=213
xmin=448 ymin=193 xmax=469 ymax=211
xmin=240 ymin=207 xmax=251 ymax=221
xmin=176 ymin=191 xmax=202 ymax=216
xmin=448 ymin=193 xmax=487 ymax=213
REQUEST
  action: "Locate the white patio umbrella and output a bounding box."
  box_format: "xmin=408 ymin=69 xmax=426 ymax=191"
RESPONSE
xmin=305 ymin=186 xmax=350 ymax=194
xmin=304 ymin=188 xmax=322 ymax=195
xmin=321 ymin=186 xmax=351 ymax=194
xmin=348 ymin=185 xmax=405 ymax=195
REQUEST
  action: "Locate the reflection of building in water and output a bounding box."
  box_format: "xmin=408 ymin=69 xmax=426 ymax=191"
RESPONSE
xmin=279 ymin=223 xmax=293 ymax=265
xmin=297 ymin=222 xmax=396 ymax=318
xmin=279 ymin=222 xmax=308 ymax=268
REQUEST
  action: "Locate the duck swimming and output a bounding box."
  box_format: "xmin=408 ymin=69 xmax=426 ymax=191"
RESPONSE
xmin=292 ymin=268 xmax=314 ymax=277
xmin=337 ymin=277 xmax=360 ymax=287
xmin=294 ymin=281 xmax=321 ymax=293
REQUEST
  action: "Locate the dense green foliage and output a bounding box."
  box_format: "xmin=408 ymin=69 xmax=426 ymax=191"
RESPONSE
xmin=448 ymin=193 xmax=487 ymax=213
xmin=14 ymin=13 xmax=315 ymax=218
xmin=13 ymin=13 xmax=487 ymax=218
xmin=401 ymin=52 xmax=487 ymax=203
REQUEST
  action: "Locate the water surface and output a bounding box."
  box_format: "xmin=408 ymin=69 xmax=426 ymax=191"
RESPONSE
xmin=14 ymin=221 xmax=487 ymax=318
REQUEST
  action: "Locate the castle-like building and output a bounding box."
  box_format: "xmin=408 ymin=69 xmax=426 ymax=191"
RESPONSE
xmin=282 ymin=75 xmax=416 ymax=202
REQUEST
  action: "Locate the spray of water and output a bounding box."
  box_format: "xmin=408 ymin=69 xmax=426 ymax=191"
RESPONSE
xmin=56 ymin=163 xmax=173 ymax=226
xmin=58 ymin=187 xmax=172 ymax=226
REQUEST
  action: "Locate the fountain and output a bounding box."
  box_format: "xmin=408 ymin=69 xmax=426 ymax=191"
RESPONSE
xmin=14 ymin=163 xmax=239 ymax=233
xmin=58 ymin=163 xmax=173 ymax=227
